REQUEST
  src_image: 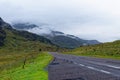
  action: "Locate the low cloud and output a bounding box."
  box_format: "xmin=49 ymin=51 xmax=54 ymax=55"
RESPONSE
xmin=27 ymin=25 xmax=53 ymax=35
xmin=0 ymin=0 xmax=120 ymax=42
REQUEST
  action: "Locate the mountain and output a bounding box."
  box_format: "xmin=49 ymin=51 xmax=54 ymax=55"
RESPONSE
xmin=13 ymin=23 xmax=38 ymax=30
xmin=46 ymin=31 xmax=101 ymax=48
xmin=0 ymin=17 xmax=57 ymax=51
xmin=13 ymin=23 xmax=52 ymax=35
xmin=84 ymin=40 xmax=101 ymax=45
xmin=13 ymin=23 xmax=101 ymax=48
xmin=0 ymin=18 xmax=60 ymax=72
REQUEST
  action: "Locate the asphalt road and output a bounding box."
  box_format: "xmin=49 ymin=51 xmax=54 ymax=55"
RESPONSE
xmin=48 ymin=52 xmax=120 ymax=80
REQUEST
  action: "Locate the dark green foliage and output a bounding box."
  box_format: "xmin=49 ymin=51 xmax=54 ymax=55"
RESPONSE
xmin=12 ymin=30 xmax=54 ymax=45
xmin=0 ymin=18 xmax=6 ymax=46
xmin=51 ymin=36 xmax=83 ymax=48
xmin=0 ymin=27 xmax=6 ymax=46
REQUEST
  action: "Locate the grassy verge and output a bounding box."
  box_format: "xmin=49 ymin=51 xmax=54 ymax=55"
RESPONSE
xmin=64 ymin=41 xmax=120 ymax=60
xmin=64 ymin=52 xmax=120 ymax=60
xmin=0 ymin=52 xmax=53 ymax=80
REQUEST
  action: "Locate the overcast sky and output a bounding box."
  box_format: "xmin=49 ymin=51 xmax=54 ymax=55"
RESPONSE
xmin=0 ymin=0 xmax=120 ymax=42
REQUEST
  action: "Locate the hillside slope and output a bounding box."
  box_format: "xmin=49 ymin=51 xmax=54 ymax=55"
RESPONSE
xmin=50 ymin=35 xmax=83 ymax=48
xmin=0 ymin=17 xmax=57 ymax=71
xmin=0 ymin=17 xmax=56 ymax=50
xmin=13 ymin=23 xmax=101 ymax=48
xmin=65 ymin=41 xmax=120 ymax=59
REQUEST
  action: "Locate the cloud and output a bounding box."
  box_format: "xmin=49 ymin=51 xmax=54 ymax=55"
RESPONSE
xmin=27 ymin=24 xmax=54 ymax=35
xmin=0 ymin=0 xmax=120 ymax=42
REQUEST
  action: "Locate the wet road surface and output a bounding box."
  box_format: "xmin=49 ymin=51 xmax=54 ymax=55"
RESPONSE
xmin=48 ymin=52 xmax=120 ymax=80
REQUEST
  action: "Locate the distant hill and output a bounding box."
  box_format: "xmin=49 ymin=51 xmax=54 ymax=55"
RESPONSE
xmin=13 ymin=23 xmax=101 ymax=48
xmin=0 ymin=18 xmax=59 ymax=71
xmin=0 ymin=17 xmax=56 ymax=51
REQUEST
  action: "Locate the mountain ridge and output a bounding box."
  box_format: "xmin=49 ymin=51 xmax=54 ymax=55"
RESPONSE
xmin=13 ymin=22 xmax=101 ymax=48
xmin=0 ymin=17 xmax=57 ymax=51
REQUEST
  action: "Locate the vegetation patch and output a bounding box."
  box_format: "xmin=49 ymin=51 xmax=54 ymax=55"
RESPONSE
xmin=0 ymin=52 xmax=53 ymax=80
xmin=65 ymin=41 xmax=120 ymax=60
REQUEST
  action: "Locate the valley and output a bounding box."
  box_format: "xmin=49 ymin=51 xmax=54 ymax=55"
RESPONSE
xmin=13 ymin=23 xmax=100 ymax=48
xmin=0 ymin=17 xmax=120 ymax=80
xmin=1 ymin=0 xmax=120 ymax=80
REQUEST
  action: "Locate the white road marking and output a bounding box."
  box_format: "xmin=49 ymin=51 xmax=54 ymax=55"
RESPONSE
xmin=106 ymin=65 xmax=120 ymax=69
xmin=86 ymin=66 xmax=101 ymax=71
xmin=87 ymin=61 xmax=120 ymax=69
xmin=87 ymin=66 xmax=111 ymax=74
xmin=100 ymin=70 xmax=111 ymax=74
xmin=79 ymin=64 xmax=85 ymax=66
xmin=74 ymin=62 xmax=112 ymax=75
xmin=50 ymin=53 xmax=119 ymax=77
xmin=87 ymin=66 xmax=95 ymax=70
xmin=73 ymin=62 xmax=85 ymax=66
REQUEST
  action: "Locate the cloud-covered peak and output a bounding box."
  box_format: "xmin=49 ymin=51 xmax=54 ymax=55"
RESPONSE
xmin=1 ymin=0 xmax=120 ymax=42
xmin=13 ymin=22 xmax=53 ymax=35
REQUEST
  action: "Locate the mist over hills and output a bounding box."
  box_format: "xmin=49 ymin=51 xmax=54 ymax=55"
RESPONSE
xmin=1 ymin=17 xmax=100 ymax=49
xmin=13 ymin=22 xmax=101 ymax=48
xmin=0 ymin=17 xmax=57 ymax=51
xmin=1 ymin=0 xmax=120 ymax=79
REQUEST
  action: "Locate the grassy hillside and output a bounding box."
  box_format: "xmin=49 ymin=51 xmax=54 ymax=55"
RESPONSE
xmin=65 ymin=40 xmax=120 ymax=59
xmin=51 ymin=35 xmax=83 ymax=48
xmin=0 ymin=52 xmax=53 ymax=80
xmin=0 ymin=27 xmax=57 ymax=70
xmin=0 ymin=18 xmax=57 ymax=80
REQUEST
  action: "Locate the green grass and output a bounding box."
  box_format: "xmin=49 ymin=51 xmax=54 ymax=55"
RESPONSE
xmin=0 ymin=25 xmax=56 ymax=80
xmin=0 ymin=21 xmax=59 ymax=80
xmin=0 ymin=52 xmax=53 ymax=80
xmin=65 ymin=52 xmax=120 ymax=60
xmin=0 ymin=28 xmax=57 ymax=71
xmin=64 ymin=40 xmax=120 ymax=60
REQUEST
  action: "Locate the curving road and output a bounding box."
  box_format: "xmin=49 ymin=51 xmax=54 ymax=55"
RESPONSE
xmin=48 ymin=52 xmax=120 ymax=80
